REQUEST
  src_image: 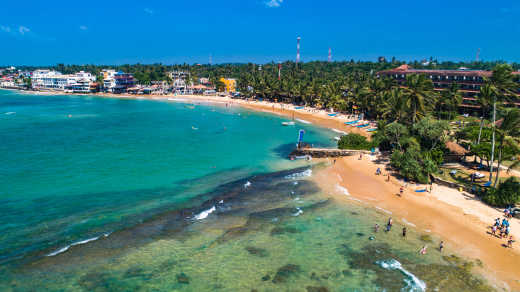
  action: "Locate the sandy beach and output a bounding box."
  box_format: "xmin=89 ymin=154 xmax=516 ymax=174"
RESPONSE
xmin=8 ymin=89 xmax=520 ymax=290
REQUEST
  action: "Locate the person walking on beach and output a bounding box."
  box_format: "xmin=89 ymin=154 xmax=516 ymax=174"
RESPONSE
xmin=359 ymin=153 xmax=363 ymax=160
xmin=399 ymin=186 xmax=404 ymax=197
xmin=439 ymin=241 xmax=444 ymax=252
xmin=508 ymin=236 xmax=514 ymax=248
xmin=492 ymin=225 xmax=497 ymax=236
xmin=387 ymin=174 xmax=390 ymax=182
xmin=402 ymin=227 xmax=407 ymax=238
xmin=376 ymin=168 xmax=381 ymax=175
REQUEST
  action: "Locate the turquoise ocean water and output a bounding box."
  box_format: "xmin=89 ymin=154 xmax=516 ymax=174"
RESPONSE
xmin=0 ymin=90 xmax=493 ymax=291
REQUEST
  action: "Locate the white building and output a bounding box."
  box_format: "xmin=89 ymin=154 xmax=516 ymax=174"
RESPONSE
xmin=32 ymin=70 xmax=95 ymax=92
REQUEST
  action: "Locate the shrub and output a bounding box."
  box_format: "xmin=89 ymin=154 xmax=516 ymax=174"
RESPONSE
xmin=338 ymin=134 xmax=372 ymax=150
xmin=482 ymin=177 xmax=520 ymax=207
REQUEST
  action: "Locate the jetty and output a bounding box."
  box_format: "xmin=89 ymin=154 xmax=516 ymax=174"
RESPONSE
xmin=289 ymin=147 xmax=372 ymax=158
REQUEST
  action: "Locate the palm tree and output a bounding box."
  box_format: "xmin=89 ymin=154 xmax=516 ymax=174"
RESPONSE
xmin=487 ymin=64 xmax=517 ymax=182
xmin=476 ymin=83 xmax=494 ymax=145
xmin=493 ymin=108 xmax=520 ymax=187
xmin=381 ymin=87 xmax=407 ymax=122
xmin=403 ymin=74 xmax=437 ymax=125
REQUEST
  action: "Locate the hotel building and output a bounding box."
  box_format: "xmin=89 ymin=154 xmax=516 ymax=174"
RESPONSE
xmin=377 ymin=65 xmax=520 ymax=111
xmin=32 ymin=70 xmax=96 ymax=92
xmin=102 ymin=70 xmax=136 ymax=93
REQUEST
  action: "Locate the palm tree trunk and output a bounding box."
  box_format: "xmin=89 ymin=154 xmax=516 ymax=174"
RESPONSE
xmin=493 ymin=138 xmax=503 ymax=188
xmin=489 ymin=99 xmax=496 ymax=182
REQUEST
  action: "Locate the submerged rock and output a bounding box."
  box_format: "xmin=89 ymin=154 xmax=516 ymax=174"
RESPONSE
xmin=272 ymin=264 xmax=301 ymax=283
xmin=306 ymin=286 xmax=329 ymax=292
xmin=176 ymin=273 xmax=190 ymax=284
xmin=245 ymin=246 xmax=268 ymax=257
xmin=261 ymin=274 xmax=270 ymax=281
xmin=270 ymin=226 xmax=300 ymax=236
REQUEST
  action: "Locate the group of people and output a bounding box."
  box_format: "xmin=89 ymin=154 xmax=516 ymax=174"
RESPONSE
xmin=491 ymin=215 xmax=515 ymax=248
xmin=374 ymin=218 xmax=444 ymax=255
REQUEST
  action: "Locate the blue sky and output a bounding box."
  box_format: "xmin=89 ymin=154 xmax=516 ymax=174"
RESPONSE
xmin=1 ymin=0 xmax=519 ymax=65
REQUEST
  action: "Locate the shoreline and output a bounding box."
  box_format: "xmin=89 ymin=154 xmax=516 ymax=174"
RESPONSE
xmin=312 ymin=155 xmax=520 ymax=291
xmin=3 ymin=88 xmax=519 ymax=290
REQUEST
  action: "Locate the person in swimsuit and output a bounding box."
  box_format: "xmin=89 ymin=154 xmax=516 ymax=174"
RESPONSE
xmin=508 ymin=236 xmax=514 ymax=248
xmin=420 ymin=246 xmax=428 ymax=255
xmin=374 ymin=224 xmax=380 ymax=233
xmin=402 ymin=227 xmax=407 ymax=238
xmin=399 ymin=186 xmax=404 ymax=196
xmin=439 ymin=241 xmax=444 ymax=252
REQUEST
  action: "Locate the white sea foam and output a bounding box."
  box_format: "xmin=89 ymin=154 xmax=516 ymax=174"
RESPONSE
xmin=4 ymin=112 xmax=16 ymax=115
xmin=376 ymin=206 xmax=392 ymax=214
xmin=335 ymin=184 xmax=350 ymax=196
xmin=332 ymin=128 xmax=347 ymax=135
xmin=194 ymin=206 xmax=216 ymax=220
xmin=295 ymin=118 xmax=311 ymax=124
xmin=218 ymin=200 xmax=224 ymax=204
xmin=46 ymin=233 xmax=110 ymax=257
xmin=349 ymin=197 xmax=363 ymax=203
xmin=376 ymin=259 xmax=426 ymax=292
xmin=284 ymin=169 xmax=312 ymax=179
xmin=292 ymin=207 xmax=303 ymax=217
xmin=402 ymin=218 xmax=417 ymax=227
xmin=244 ymin=181 xmax=252 ymax=189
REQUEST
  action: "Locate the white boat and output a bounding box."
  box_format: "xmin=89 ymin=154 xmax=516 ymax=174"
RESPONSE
xmin=282 ymin=121 xmax=295 ymax=126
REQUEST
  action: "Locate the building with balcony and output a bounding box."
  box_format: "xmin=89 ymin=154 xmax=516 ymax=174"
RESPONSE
xmin=377 ymin=65 xmax=520 ymax=111
xmin=103 ymin=71 xmax=136 ymax=93
xmin=32 ymin=70 xmax=96 ymax=91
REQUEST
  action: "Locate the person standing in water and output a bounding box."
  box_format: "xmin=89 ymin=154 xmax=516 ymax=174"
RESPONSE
xmin=374 ymin=224 xmax=380 ymax=233
xmin=439 ymin=241 xmax=444 ymax=252
xmin=386 ymin=218 xmax=393 ymax=232
xmin=402 ymin=227 xmax=407 ymax=238
xmin=420 ymin=246 xmax=428 ymax=255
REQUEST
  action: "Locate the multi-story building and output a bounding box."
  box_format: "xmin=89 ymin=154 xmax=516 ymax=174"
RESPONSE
xmin=32 ymin=70 xmax=96 ymax=92
xmin=103 ymin=71 xmax=136 ymax=93
xmin=377 ymin=65 xmax=520 ymax=111
xmin=220 ymin=78 xmax=237 ymax=93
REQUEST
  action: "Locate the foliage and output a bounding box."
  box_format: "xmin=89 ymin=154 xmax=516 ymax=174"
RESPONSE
xmin=413 ymin=117 xmax=450 ymax=150
xmin=337 ymin=134 xmax=372 ymax=150
xmin=481 ymin=177 xmax=520 ymax=207
xmin=390 ymin=143 xmax=438 ymax=183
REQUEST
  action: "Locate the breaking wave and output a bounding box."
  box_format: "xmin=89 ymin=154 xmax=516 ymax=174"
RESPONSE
xmin=376 ymin=259 xmax=426 ymax=292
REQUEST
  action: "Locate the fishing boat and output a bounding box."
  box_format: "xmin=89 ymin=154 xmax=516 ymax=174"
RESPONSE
xmin=282 ymin=121 xmax=296 ymax=126
xmin=328 ymin=113 xmax=337 ymax=117
xmin=294 ymin=106 xmax=304 ymax=110
xmin=345 ymin=120 xmax=359 ymax=125
xmin=366 ymin=128 xmax=378 ymax=132
xmin=356 ymin=123 xmax=370 ymax=128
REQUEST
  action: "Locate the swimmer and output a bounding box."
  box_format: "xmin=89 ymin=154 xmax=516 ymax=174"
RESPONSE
xmin=420 ymin=245 xmax=428 ymax=255
xmin=374 ymin=224 xmax=380 ymax=233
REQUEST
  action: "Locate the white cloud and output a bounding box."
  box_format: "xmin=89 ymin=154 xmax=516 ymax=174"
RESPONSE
xmin=144 ymin=8 xmax=154 ymax=15
xmin=265 ymin=0 xmax=283 ymax=8
xmin=18 ymin=26 xmax=30 ymax=35
xmin=0 ymin=25 xmax=11 ymax=33
xmin=79 ymin=25 xmax=88 ymax=31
